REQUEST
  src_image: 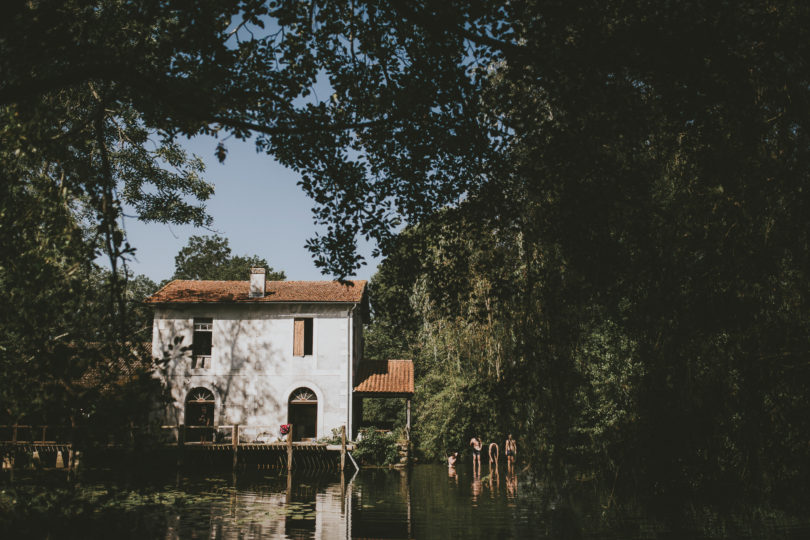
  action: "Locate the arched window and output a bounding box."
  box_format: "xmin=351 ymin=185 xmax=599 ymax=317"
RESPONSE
xmin=289 ymin=387 xmax=317 ymax=403
xmin=185 ymin=387 xmax=215 ymax=442
xmin=288 ymin=387 xmax=317 ymax=441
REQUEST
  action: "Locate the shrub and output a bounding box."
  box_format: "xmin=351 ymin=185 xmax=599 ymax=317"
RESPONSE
xmin=353 ymin=428 xmax=400 ymax=466
xmin=315 ymin=427 xmax=344 ymax=445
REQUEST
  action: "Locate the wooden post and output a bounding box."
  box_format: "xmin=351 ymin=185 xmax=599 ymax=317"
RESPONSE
xmin=286 ymin=424 xmax=293 ymax=472
xmin=12 ymin=424 xmax=17 ymax=444
xmin=41 ymin=426 xmax=47 ymax=443
xmin=232 ymin=424 xmax=239 ymax=471
xmin=406 ymin=399 xmax=411 ymax=440
xmin=340 ymin=425 xmax=346 ymax=471
xmin=287 ymin=424 xmax=293 ymax=472
xmin=68 ymin=420 xmax=75 ymax=474
xmin=177 ymin=424 xmax=185 ymax=468
xmin=286 ymin=463 xmax=293 ymax=503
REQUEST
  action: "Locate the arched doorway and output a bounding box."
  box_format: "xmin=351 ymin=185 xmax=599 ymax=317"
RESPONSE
xmin=185 ymin=387 xmax=215 ymax=442
xmin=288 ymin=387 xmax=317 ymax=441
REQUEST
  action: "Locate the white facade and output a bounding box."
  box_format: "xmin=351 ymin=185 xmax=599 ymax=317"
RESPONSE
xmin=152 ymin=300 xmax=363 ymax=440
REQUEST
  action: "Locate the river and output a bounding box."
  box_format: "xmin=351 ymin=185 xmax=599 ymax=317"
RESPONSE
xmin=3 ymin=464 xmax=809 ymax=538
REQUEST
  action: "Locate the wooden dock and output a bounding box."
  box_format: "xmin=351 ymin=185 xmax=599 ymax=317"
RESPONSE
xmin=0 ymin=424 xmax=357 ymax=473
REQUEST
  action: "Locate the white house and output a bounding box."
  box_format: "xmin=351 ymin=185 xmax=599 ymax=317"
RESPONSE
xmin=146 ymin=268 xmax=371 ymax=441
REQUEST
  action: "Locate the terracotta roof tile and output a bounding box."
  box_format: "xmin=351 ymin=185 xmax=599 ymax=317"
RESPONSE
xmin=78 ymin=342 xmax=153 ymax=388
xmin=353 ymin=360 xmax=414 ymax=396
xmin=145 ymin=280 xmax=366 ymax=304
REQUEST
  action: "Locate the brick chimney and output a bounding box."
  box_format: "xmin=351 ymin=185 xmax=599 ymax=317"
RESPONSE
xmin=249 ymin=267 xmax=266 ymax=298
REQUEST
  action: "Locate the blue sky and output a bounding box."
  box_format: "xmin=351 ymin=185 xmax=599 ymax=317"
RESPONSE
xmin=122 ymin=136 xmax=381 ymax=283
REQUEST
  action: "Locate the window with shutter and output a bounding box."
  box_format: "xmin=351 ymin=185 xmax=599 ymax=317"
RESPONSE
xmin=192 ymin=318 xmax=213 ymax=368
xmin=293 ymin=318 xmax=313 ymax=356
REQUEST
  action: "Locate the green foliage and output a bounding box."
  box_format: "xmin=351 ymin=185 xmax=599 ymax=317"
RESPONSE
xmin=0 ymin=163 xmax=163 ymax=429
xmin=316 ymin=427 xmax=344 ymax=445
xmin=353 ymin=428 xmax=400 ymax=467
xmin=369 ymin=177 xmax=810 ymax=504
xmin=127 ymin=274 xmax=159 ymax=340
xmin=172 ymin=235 xmax=285 ymax=281
xmin=359 ymin=398 xmax=405 ymax=432
xmin=0 ymin=0 xmax=225 ymax=435
xmin=4 ymin=0 xmax=810 ymax=508
xmin=319 ymin=0 xmax=810 ymax=507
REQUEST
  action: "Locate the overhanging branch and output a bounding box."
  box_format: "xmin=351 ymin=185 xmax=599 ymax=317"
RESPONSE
xmin=209 ymin=116 xmax=386 ymax=136
xmin=390 ymin=0 xmax=529 ymax=61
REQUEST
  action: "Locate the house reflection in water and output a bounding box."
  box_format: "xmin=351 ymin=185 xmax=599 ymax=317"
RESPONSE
xmin=350 ymin=469 xmax=412 ymax=539
xmin=162 ymin=470 xmax=413 ymax=540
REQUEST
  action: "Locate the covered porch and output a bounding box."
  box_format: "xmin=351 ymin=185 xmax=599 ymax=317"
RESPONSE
xmin=352 ymin=359 xmax=414 ymax=440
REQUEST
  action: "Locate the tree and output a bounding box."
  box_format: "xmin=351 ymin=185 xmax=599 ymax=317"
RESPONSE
xmin=172 ymin=235 xmax=285 ymax=281
xmin=1 ymin=1 xmax=221 ymax=428
xmin=1 ymin=0 xmax=491 ymax=277
xmin=6 ymin=0 xmax=810 ymax=504
xmin=0 ymin=169 xmax=161 ymax=428
xmin=291 ymin=1 xmax=810 ymax=504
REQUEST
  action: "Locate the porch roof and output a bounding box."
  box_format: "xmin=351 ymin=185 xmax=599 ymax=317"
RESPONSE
xmin=353 ymin=360 xmax=414 ymax=397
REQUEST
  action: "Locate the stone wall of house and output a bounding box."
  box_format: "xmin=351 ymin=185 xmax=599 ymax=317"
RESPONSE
xmin=152 ymin=303 xmax=355 ymax=439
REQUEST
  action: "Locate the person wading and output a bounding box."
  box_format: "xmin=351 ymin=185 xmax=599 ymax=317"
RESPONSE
xmin=488 ymin=441 xmax=499 ymax=471
xmin=505 ymin=434 xmax=517 ymax=474
xmin=469 ymin=436 xmax=482 ymax=473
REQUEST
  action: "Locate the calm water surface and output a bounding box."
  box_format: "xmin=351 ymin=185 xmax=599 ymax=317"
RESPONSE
xmin=5 ymin=464 xmax=810 ymax=539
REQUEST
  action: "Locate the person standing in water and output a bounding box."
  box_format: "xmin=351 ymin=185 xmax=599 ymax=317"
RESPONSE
xmin=469 ymin=435 xmax=482 ymax=473
xmin=488 ymin=441 xmax=499 ymax=470
xmin=505 ymin=434 xmax=517 ymax=473
xmin=447 ymin=451 xmax=459 ymax=479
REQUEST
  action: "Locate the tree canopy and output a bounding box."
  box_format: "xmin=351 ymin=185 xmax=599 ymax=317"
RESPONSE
xmin=4 ymin=0 xmax=810 ymax=507
xmin=172 ymin=234 xmax=285 ymax=281
xmin=6 ymin=2 xmax=810 ymax=276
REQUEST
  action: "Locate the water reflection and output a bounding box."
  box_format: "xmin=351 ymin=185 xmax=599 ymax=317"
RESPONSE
xmin=488 ymin=466 xmax=499 ymax=496
xmin=471 ymin=469 xmax=482 ymax=502
xmin=164 ymin=465 xmax=527 ymax=539
xmin=505 ymin=470 xmax=517 ymax=501
xmin=163 ymin=472 xmax=345 ymax=539
xmin=7 ymin=465 xmax=810 ymax=539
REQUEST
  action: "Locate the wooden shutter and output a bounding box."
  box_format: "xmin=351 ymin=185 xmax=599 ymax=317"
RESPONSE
xmin=293 ymin=318 xmax=305 ymax=356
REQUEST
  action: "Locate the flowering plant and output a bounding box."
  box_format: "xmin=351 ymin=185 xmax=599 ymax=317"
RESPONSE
xmin=280 ymin=424 xmax=291 ymax=436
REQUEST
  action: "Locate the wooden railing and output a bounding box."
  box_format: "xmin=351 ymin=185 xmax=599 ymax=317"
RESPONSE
xmin=1 ymin=424 xmax=354 ymax=472
xmin=159 ymin=424 xmax=288 ymax=444
xmin=0 ymin=425 xmax=73 ymax=444
xmin=162 ymin=424 xmax=351 ymax=472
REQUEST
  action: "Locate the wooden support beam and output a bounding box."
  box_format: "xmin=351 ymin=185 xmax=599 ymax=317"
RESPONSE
xmin=341 ymin=425 xmax=346 ymax=472
xmin=286 ymin=424 xmax=293 ymax=472
xmin=406 ymin=399 xmax=411 ymax=440
xmin=232 ymin=424 xmax=239 ymax=471
xmin=286 ymin=464 xmax=292 ymax=503
xmin=68 ymin=420 xmax=75 ymax=473
xmin=177 ymin=424 xmax=185 ymax=468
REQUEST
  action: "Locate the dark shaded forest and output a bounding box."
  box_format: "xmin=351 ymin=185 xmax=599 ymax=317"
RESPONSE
xmin=2 ymin=0 xmax=810 ymax=512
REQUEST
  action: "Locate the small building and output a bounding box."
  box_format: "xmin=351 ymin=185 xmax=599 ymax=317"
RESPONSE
xmin=353 ymin=359 xmax=415 ymax=437
xmin=145 ymin=269 xmax=414 ymax=442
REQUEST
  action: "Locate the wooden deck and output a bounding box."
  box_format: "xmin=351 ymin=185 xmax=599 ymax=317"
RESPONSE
xmin=0 ymin=424 xmax=357 ymax=472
